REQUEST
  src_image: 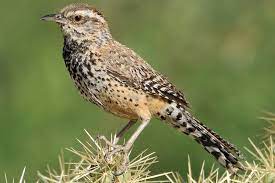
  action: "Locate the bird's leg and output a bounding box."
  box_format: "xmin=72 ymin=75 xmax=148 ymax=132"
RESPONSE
xmin=98 ymin=120 xmax=137 ymax=148
xmin=110 ymin=118 xmax=150 ymax=175
xmin=99 ymin=118 xmax=150 ymax=175
xmin=114 ymin=120 xmax=137 ymax=145
xmin=123 ymin=119 xmax=150 ymax=151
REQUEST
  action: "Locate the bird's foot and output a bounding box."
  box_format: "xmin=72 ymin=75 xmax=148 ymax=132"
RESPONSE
xmin=107 ymin=145 xmax=130 ymax=176
xmin=97 ymin=135 xmax=120 ymax=149
xmin=97 ymin=135 xmax=130 ymax=175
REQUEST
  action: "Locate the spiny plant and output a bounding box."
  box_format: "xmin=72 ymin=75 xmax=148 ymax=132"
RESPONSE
xmin=185 ymin=112 xmax=275 ymax=183
xmin=4 ymin=113 xmax=275 ymax=182
xmin=37 ymin=131 xmax=275 ymax=183
xmin=4 ymin=167 xmax=27 ymax=183
xmin=261 ymin=112 xmax=275 ymax=140
xmin=186 ymin=136 xmax=275 ymax=182
xmin=38 ymin=130 xmax=179 ymax=183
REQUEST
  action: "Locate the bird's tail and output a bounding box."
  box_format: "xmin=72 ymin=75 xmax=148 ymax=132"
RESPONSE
xmin=157 ymin=102 xmax=243 ymax=173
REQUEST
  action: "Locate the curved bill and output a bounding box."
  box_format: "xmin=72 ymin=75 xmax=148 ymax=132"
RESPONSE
xmin=40 ymin=13 xmax=66 ymax=24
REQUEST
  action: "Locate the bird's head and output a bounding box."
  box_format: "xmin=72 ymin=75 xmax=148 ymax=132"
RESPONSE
xmin=41 ymin=4 xmax=110 ymax=40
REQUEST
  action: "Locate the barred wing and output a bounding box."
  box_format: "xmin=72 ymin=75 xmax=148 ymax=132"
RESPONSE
xmin=104 ymin=42 xmax=189 ymax=108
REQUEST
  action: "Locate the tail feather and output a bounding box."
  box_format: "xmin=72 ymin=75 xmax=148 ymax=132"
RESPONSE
xmin=158 ymin=103 xmax=243 ymax=174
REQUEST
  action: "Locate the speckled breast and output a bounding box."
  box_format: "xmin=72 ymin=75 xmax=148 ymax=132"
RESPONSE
xmin=62 ymin=39 xmax=107 ymax=107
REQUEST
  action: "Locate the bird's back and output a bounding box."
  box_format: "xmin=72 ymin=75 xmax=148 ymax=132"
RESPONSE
xmin=100 ymin=41 xmax=190 ymax=108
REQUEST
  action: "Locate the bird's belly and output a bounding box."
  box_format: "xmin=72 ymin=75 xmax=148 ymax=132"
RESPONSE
xmin=67 ymin=68 xmax=135 ymax=119
xmin=97 ymin=80 xmax=153 ymax=120
xmin=65 ymin=56 xmax=166 ymax=120
xmin=72 ymin=77 xmax=138 ymax=119
xmin=98 ymin=84 xmax=141 ymax=119
xmin=72 ymin=75 xmax=104 ymax=106
xmin=72 ymin=73 xmax=168 ymax=120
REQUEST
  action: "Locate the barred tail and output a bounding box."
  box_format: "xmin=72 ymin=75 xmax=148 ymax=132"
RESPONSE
xmin=157 ymin=103 xmax=243 ymax=173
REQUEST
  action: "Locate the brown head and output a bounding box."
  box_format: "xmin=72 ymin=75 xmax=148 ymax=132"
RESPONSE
xmin=41 ymin=4 xmax=110 ymax=40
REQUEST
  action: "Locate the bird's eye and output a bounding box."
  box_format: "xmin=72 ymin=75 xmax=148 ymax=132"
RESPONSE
xmin=74 ymin=15 xmax=82 ymax=22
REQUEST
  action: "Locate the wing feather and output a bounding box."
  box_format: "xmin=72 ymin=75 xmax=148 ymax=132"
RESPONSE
xmin=102 ymin=41 xmax=190 ymax=108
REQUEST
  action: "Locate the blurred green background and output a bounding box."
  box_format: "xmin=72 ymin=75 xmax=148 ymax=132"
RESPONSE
xmin=0 ymin=0 xmax=275 ymax=181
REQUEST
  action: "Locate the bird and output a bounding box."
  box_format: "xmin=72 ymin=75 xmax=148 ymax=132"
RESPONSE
xmin=41 ymin=3 xmax=243 ymax=175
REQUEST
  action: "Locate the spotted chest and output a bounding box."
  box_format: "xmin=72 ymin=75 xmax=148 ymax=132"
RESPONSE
xmin=63 ymin=38 xmax=109 ymax=107
xmin=62 ymin=38 xmax=169 ymax=120
xmin=62 ymin=38 xmax=144 ymax=117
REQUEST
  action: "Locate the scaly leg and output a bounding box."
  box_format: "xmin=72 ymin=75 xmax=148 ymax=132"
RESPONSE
xmin=124 ymin=119 xmax=150 ymax=150
xmin=98 ymin=120 xmax=137 ymax=147
xmin=111 ymin=118 xmax=150 ymax=175
xmin=98 ymin=119 xmax=150 ymax=175
xmin=114 ymin=120 xmax=137 ymax=144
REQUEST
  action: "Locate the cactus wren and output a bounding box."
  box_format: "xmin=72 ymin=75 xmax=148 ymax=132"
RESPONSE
xmin=41 ymin=3 xmax=242 ymax=174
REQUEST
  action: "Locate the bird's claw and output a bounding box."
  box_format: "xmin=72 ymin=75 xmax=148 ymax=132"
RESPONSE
xmin=97 ymin=135 xmax=130 ymax=175
xmin=97 ymin=135 xmax=120 ymax=148
xmin=106 ymin=145 xmax=130 ymax=176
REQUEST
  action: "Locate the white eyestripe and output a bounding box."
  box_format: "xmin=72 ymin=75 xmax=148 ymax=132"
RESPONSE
xmin=67 ymin=10 xmax=105 ymax=23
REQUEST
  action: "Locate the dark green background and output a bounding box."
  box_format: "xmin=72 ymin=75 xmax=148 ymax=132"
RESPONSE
xmin=0 ymin=0 xmax=274 ymax=181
